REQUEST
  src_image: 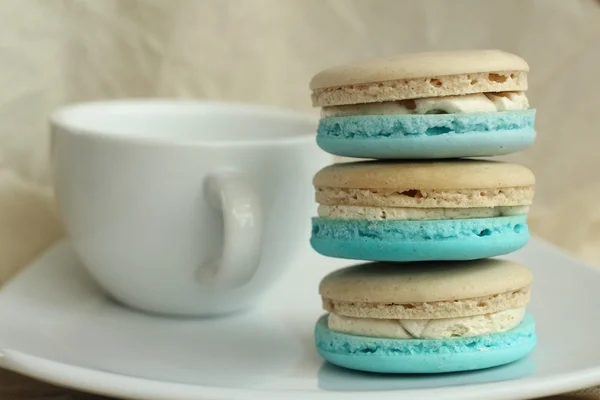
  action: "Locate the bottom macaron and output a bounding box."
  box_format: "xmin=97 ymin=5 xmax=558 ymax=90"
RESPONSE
xmin=314 ymin=313 xmax=537 ymax=374
xmin=311 ymin=216 xmax=529 ymax=262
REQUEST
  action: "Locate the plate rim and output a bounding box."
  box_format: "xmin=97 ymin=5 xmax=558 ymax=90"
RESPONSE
xmin=3 ymin=348 xmax=600 ymax=400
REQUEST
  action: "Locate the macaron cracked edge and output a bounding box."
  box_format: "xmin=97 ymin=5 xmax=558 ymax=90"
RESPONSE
xmin=309 ymin=49 xmax=535 ymax=159
xmin=314 ymin=259 xmax=537 ymax=373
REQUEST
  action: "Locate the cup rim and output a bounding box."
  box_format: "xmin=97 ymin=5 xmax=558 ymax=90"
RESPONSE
xmin=50 ymin=99 xmax=318 ymax=147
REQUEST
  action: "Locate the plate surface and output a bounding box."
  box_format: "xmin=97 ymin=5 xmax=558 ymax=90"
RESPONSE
xmin=0 ymin=239 xmax=599 ymax=400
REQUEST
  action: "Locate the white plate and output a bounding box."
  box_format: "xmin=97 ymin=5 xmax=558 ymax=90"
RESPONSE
xmin=0 ymin=239 xmax=599 ymax=400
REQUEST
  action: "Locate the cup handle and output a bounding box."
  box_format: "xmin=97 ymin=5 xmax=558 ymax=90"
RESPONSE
xmin=204 ymin=172 xmax=263 ymax=287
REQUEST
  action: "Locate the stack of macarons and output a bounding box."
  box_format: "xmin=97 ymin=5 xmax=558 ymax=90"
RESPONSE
xmin=308 ymin=50 xmax=537 ymax=373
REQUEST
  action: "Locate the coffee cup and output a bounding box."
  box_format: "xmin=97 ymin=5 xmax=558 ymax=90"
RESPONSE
xmin=50 ymin=100 xmax=331 ymax=316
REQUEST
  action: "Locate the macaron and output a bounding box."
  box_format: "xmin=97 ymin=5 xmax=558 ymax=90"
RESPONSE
xmin=314 ymin=259 xmax=537 ymax=373
xmin=310 ymin=49 xmax=535 ymax=159
xmin=311 ymin=159 xmax=534 ymax=262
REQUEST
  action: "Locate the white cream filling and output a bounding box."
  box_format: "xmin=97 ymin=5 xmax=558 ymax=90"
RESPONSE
xmin=317 ymin=205 xmax=530 ymax=221
xmin=328 ymin=308 xmax=526 ymax=339
xmin=320 ymin=92 xmax=529 ymax=117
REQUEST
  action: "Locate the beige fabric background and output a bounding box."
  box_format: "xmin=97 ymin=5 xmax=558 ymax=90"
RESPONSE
xmin=0 ymin=0 xmax=600 ymax=398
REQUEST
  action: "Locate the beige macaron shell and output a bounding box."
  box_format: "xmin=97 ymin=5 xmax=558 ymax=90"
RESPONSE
xmin=313 ymin=160 xmax=535 ymax=191
xmin=309 ymin=50 xmax=528 ymax=90
xmin=319 ymin=258 xmax=532 ymax=304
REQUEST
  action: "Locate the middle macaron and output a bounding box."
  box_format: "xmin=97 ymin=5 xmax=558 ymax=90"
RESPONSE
xmin=311 ymin=159 xmax=534 ymax=262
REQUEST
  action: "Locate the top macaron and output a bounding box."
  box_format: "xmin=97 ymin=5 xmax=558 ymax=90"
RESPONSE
xmin=309 ymin=49 xmax=535 ymax=159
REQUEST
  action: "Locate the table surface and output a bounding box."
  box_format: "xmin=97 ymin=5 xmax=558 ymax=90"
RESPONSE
xmin=0 ymin=368 xmax=107 ymax=399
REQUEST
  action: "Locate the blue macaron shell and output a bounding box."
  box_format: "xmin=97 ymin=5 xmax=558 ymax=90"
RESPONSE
xmin=314 ymin=313 xmax=537 ymax=374
xmin=317 ymin=110 xmax=535 ymax=159
xmin=310 ymin=215 xmax=529 ymax=262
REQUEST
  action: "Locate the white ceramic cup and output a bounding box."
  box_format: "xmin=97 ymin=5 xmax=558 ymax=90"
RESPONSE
xmin=50 ymin=100 xmax=331 ymax=316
